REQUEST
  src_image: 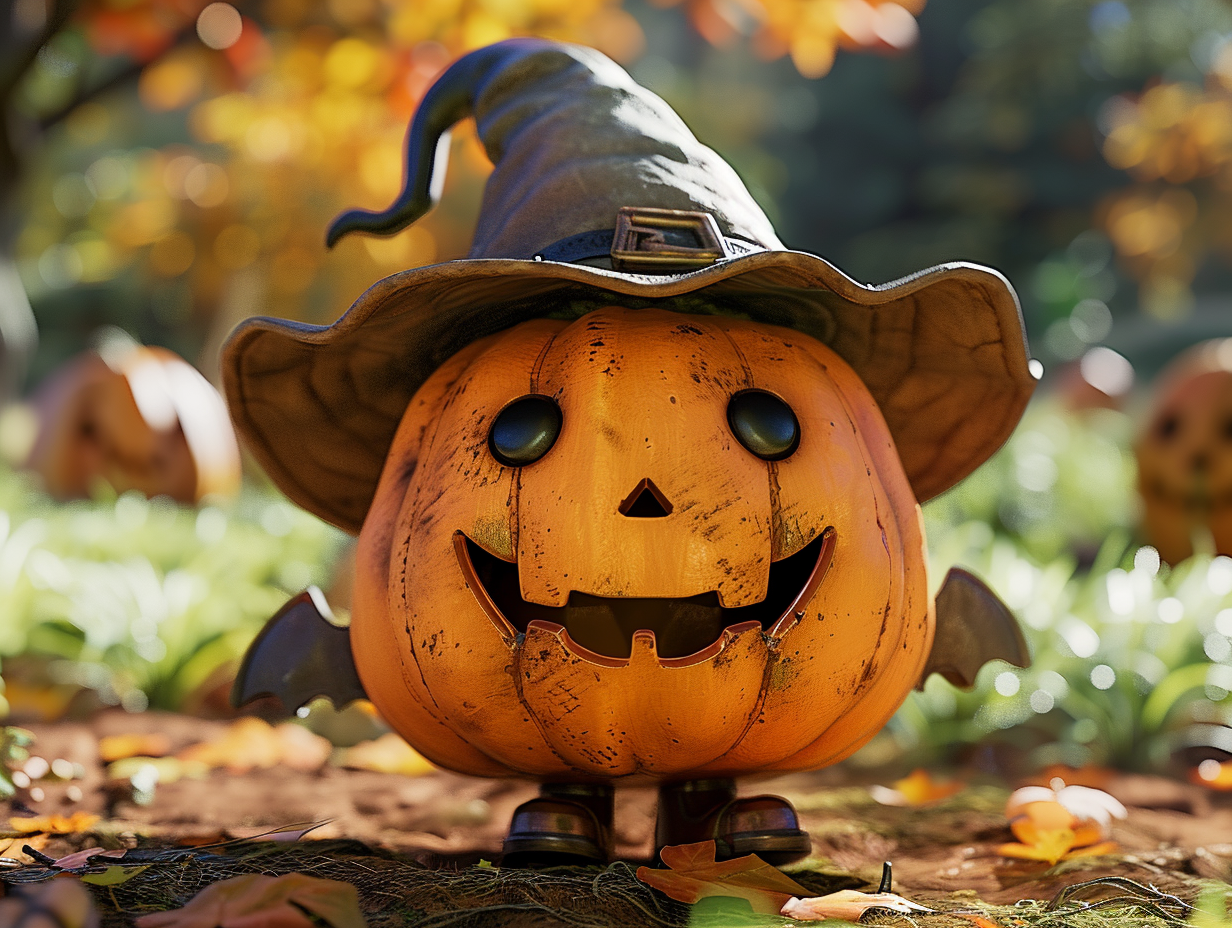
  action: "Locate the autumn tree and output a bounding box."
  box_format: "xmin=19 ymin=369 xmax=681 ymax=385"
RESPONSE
xmin=2 ymin=0 xmax=925 ymax=405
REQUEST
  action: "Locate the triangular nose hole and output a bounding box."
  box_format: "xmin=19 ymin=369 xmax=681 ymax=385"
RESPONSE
xmin=619 ymin=478 xmax=673 ymax=518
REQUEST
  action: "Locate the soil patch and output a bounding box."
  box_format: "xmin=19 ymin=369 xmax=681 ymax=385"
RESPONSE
xmin=4 ymin=712 xmax=1232 ymax=926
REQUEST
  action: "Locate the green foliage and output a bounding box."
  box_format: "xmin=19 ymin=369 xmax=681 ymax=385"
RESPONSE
xmin=877 ymin=399 xmax=1232 ymax=773
xmin=0 ymin=726 xmax=33 ymax=798
xmin=0 ymin=464 xmax=347 ymax=712
xmin=925 ymin=402 xmax=1137 ymax=564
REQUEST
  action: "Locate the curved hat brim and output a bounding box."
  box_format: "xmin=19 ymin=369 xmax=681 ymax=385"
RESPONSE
xmin=223 ymin=251 xmax=1036 ymax=533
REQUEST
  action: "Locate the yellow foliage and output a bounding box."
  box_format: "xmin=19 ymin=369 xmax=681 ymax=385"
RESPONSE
xmin=1102 ymin=83 xmax=1232 ymax=184
xmin=9 ymin=812 xmax=101 ymax=835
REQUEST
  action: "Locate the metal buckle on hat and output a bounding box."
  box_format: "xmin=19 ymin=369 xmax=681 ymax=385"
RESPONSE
xmin=610 ymin=207 xmax=727 ymax=271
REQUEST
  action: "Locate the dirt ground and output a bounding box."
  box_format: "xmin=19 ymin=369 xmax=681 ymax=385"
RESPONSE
xmin=5 ymin=710 xmax=1232 ymax=925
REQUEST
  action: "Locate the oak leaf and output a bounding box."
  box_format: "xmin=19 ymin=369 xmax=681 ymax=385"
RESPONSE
xmin=636 ymin=840 xmax=811 ymax=914
xmin=133 ymin=873 xmax=366 ymax=928
xmin=780 ymin=890 xmax=932 ymax=921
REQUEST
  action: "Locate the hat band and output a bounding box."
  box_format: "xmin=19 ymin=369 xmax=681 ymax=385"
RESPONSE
xmin=533 ymin=227 xmax=765 ymax=271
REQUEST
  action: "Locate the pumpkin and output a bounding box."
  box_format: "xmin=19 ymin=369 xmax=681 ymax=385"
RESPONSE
xmin=26 ymin=343 xmax=241 ymax=504
xmin=352 ymin=306 xmax=932 ymax=782
xmin=1135 ymin=338 xmax=1232 ymax=565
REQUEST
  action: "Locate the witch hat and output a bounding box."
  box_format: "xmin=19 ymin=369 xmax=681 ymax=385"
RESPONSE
xmin=222 ymin=39 xmax=1036 ymax=533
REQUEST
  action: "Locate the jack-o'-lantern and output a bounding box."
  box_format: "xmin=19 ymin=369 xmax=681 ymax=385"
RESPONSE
xmin=227 ymin=40 xmax=1035 ymax=864
xmin=25 ymin=333 xmax=241 ymax=504
xmin=1136 ymin=338 xmax=1232 ymax=564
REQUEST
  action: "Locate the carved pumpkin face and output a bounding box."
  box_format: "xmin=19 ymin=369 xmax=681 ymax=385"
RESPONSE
xmin=353 ymin=307 xmax=932 ymax=782
xmin=27 ymin=346 xmax=242 ymax=504
xmin=1136 ymin=340 xmax=1232 ymax=564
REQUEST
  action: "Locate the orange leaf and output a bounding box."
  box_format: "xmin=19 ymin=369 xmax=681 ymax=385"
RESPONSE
xmin=890 ymin=769 xmax=965 ymax=806
xmin=1061 ymin=840 xmax=1119 ymax=860
xmin=0 ymin=834 xmax=49 ymax=861
xmin=1016 ymin=801 xmax=1076 ymax=831
xmin=9 ymin=812 xmax=100 ymax=835
xmin=100 ymin=733 xmax=173 ymax=763
xmin=871 ymin=768 xmax=965 ymax=806
xmin=999 ymin=826 xmax=1079 ymax=866
xmin=337 ymin=734 xmax=434 ymax=776
xmin=781 ymin=890 xmax=932 ymax=921
xmin=1070 ymin=820 xmax=1106 ymax=848
xmin=636 ymin=840 xmax=811 ymax=914
xmin=177 ymin=718 xmax=330 ymax=774
xmin=1192 ymin=759 xmax=1232 ymax=790
xmin=133 ymin=873 xmax=365 ymax=928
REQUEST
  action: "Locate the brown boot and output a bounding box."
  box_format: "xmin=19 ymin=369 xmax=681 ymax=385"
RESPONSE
xmin=655 ymin=779 xmax=810 ymax=865
xmin=713 ymin=796 xmax=811 ymax=865
xmin=501 ymin=783 xmax=613 ymax=866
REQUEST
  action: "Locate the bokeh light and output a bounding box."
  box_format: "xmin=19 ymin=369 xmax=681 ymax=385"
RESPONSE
xmin=197 ymin=3 xmax=244 ymax=51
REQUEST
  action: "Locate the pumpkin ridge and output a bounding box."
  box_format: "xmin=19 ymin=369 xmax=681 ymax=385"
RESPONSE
xmin=510 ymin=625 xmax=628 ymax=778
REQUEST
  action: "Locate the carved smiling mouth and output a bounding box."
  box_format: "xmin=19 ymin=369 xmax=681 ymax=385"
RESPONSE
xmin=455 ymin=528 xmax=835 ymax=660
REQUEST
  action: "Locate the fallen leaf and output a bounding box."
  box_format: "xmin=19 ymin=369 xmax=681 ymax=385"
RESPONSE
xmin=997 ymin=817 xmax=1118 ymax=866
xmin=781 ymin=890 xmax=932 ymax=921
xmin=108 ymin=755 xmax=207 ymax=785
xmin=636 ymin=840 xmax=811 ymax=914
xmin=99 ymin=733 xmax=173 ymax=762
xmin=9 ymin=812 xmax=100 ymax=834
xmin=0 ymin=833 xmax=48 ymax=861
xmin=82 ymin=865 xmax=152 ymax=886
xmin=53 ymin=847 xmax=128 ymax=869
xmin=1014 ymin=800 xmax=1078 ymax=831
xmin=1 ymin=681 xmax=80 ymax=722
xmin=177 ymin=718 xmax=330 ymax=774
xmin=870 ymin=769 xmax=964 ymax=807
xmin=133 ymin=873 xmax=366 ymax=928
xmin=228 ymin=822 xmax=329 ymax=843
xmin=338 ymin=733 xmax=435 ymax=776
xmin=1192 ymin=759 xmax=1232 ymax=790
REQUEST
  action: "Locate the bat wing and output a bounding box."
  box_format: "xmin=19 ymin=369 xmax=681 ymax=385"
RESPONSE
xmin=230 ymin=587 xmax=368 ymax=711
xmin=919 ymin=567 xmax=1030 ymax=689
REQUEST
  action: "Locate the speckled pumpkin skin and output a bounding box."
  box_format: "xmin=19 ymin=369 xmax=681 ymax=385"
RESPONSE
xmin=352 ymin=307 xmax=933 ymax=782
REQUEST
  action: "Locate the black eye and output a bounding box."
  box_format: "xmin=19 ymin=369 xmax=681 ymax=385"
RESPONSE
xmin=1156 ymin=412 xmax=1180 ymax=442
xmin=727 ymin=390 xmax=800 ymax=461
xmin=489 ymin=395 xmax=562 ymax=467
